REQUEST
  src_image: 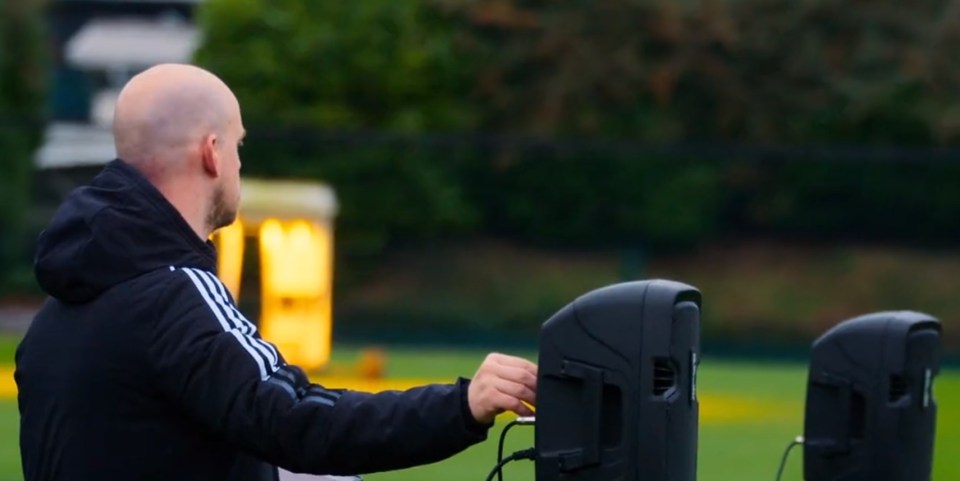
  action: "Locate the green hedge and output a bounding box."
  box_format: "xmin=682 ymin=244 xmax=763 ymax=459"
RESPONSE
xmin=727 ymin=160 xmax=960 ymax=242
xmin=194 ymin=0 xmax=960 ymax=262
xmin=460 ymin=151 xmax=722 ymax=249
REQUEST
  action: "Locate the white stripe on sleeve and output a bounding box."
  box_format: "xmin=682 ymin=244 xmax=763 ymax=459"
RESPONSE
xmin=191 ymin=269 xmax=281 ymax=373
xmin=180 ymin=268 xmax=270 ymax=380
xmin=202 ymin=270 xmax=282 ymax=369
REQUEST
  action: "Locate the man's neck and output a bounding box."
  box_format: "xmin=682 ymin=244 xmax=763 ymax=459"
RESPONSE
xmin=156 ymin=182 xmax=211 ymax=241
xmin=120 ymin=157 xmax=212 ymax=242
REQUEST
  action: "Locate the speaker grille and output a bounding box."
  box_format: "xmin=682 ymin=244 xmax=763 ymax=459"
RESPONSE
xmin=889 ymin=374 xmax=908 ymax=403
xmin=653 ymin=360 xmax=676 ymax=395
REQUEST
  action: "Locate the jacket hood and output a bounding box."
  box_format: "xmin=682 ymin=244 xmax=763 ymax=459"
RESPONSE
xmin=34 ymin=159 xmax=218 ymax=303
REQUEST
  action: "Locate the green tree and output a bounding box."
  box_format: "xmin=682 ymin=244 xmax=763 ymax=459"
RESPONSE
xmin=0 ymin=0 xmax=48 ymax=288
xmin=442 ymin=0 xmax=960 ymax=246
xmin=440 ymin=0 xmax=957 ymax=144
xmin=194 ymin=0 xmax=481 ymax=262
xmin=194 ymin=0 xmax=960 ymax=255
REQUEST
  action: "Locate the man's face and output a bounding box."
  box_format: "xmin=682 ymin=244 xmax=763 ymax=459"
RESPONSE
xmin=208 ymin=100 xmax=245 ymax=231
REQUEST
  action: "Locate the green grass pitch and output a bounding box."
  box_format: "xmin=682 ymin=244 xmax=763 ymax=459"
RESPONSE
xmin=0 ymin=340 xmax=956 ymax=481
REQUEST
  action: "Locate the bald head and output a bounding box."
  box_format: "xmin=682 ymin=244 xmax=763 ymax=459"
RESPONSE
xmin=113 ymin=64 xmax=239 ymax=180
xmin=113 ymin=64 xmax=247 ymax=239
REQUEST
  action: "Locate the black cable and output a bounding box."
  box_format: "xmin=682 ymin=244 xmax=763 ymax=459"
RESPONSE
xmin=496 ymin=416 xmax=535 ymax=481
xmin=486 ymin=448 xmax=536 ymax=481
xmin=775 ymin=436 xmax=804 ymax=481
xmin=496 ymin=420 xmax=522 ymax=481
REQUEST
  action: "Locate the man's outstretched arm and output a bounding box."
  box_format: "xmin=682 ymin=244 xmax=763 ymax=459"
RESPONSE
xmin=149 ymin=268 xmax=536 ymax=475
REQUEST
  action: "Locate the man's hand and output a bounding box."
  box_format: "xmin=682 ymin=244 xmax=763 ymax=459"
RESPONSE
xmin=467 ymin=353 xmax=538 ymax=424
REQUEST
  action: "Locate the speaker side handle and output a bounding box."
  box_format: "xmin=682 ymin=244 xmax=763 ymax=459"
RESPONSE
xmin=809 ymin=372 xmax=854 ymax=455
xmin=557 ymin=359 xmax=603 ymax=472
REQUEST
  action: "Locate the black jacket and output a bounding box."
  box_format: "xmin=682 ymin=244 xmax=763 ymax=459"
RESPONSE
xmin=15 ymin=159 xmax=490 ymax=481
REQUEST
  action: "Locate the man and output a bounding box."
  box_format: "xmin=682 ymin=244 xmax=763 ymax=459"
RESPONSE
xmin=15 ymin=64 xmax=537 ymax=481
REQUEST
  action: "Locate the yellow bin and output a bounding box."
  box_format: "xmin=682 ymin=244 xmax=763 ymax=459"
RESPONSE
xmin=213 ymin=178 xmax=338 ymax=372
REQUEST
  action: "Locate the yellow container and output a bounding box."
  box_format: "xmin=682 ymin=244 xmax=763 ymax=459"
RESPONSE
xmin=213 ymin=178 xmax=338 ymax=372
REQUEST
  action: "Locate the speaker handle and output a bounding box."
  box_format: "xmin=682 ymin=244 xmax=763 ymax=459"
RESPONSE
xmin=811 ymin=372 xmax=854 ymax=455
xmin=558 ymin=360 xmax=603 ymax=472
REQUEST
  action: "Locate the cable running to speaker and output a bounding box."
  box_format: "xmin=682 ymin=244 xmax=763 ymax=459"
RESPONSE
xmin=496 ymin=416 xmax=534 ymax=481
xmin=485 ymin=448 xmax=536 ymax=481
xmin=775 ymin=436 xmax=804 ymax=481
xmin=490 ymin=416 xmax=535 ymax=481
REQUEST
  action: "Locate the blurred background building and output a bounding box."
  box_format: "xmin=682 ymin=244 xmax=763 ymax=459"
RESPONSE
xmin=35 ymin=0 xmax=200 ymax=209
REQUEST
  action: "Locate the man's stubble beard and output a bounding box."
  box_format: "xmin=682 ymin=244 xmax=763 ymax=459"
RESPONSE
xmin=207 ymin=183 xmax=238 ymax=232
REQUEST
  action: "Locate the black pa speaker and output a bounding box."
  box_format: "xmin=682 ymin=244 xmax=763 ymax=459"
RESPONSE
xmin=803 ymin=311 xmax=942 ymax=481
xmin=535 ymin=280 xmax=701 ymax=481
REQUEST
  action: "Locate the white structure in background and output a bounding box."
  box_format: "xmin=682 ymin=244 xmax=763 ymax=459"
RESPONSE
xmin=34 ymin=14 xmax=199 ymax=170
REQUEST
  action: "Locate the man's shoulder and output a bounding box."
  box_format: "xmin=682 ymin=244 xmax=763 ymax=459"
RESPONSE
xmin=127 ymin=266 xmax=222 ymax=290
xmin=158 ymin=266 xmax=233 ymax=301
xmin=142 ymin=266 xmax=241 ymax=324
xmin=113 ymin=266 xmax=186 ymax=294
xmin=103 ymin=266 xmax=212 ymax=314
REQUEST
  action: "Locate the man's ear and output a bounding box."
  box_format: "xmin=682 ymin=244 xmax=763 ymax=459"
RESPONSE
xmin=200 ymin=133 xmax=221 ymax=178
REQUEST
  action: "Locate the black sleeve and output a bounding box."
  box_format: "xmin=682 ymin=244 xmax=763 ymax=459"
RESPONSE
xmin=149 ymin=268 xmax=491 ymax=475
